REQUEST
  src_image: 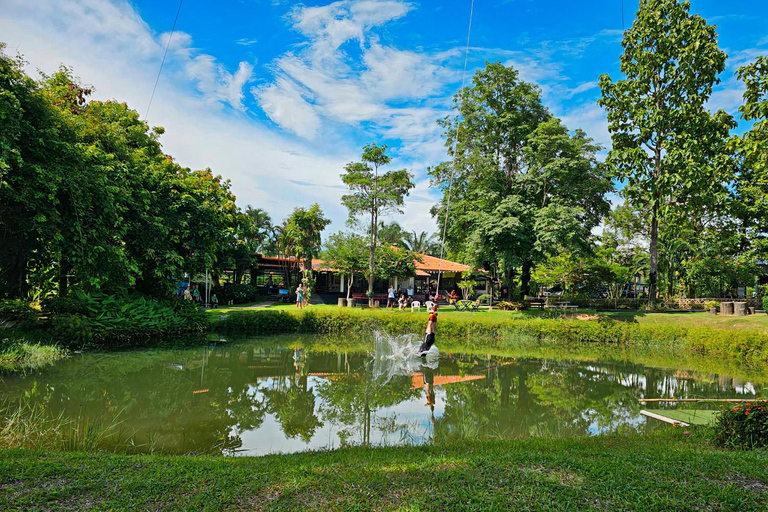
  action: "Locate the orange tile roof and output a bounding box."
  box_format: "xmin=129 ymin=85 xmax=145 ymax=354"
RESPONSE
xmin=415 ymin=253 xmax=471 ymax=273
xmin=308 ymin=253 xmax=470 ymax=274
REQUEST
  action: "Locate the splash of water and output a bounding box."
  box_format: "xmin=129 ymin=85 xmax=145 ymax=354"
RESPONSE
xmin=372 ymin=331 xmax=437 ymax=386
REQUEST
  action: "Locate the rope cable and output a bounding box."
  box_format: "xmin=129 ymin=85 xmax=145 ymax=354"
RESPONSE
xmin=435 ymin=0 xmax=475 ymax=298
xmin=144 ymin=0 xmax=184 ymax=121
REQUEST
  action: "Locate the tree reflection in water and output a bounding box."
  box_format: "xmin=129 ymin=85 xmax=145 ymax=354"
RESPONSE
xmin=0 ymin=336 xmax=762 ymax=455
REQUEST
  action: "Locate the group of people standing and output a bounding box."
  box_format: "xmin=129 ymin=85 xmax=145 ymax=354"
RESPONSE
xmin=178 ymin=284 xmax=218 ymax=308
xmin=386 ymin=285 xmax=435 ymax=310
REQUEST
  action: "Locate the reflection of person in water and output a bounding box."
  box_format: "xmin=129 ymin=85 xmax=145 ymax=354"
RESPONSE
xmin=421 ymin=364 xmax=436 ymax=421
xmin=418 ymin=305 xmax=438 ymax=355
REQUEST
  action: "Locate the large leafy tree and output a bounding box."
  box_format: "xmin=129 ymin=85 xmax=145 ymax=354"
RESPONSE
xmin=341 ymin=143 xmax=414 ymax=304
xmin=0 ymin=48 xmax=68 ymax=298
xmin=732 ymin=56 xmax=768 ymax=259
xmin=0 ymin=48 xmax=254 ymax=299
xmin=285 ymin=204 xmax=331 ymax=272
xmin=598 ymin=0 xmax=734 ymax=305
xmin=432 ymin=63 xmax=610 ymax=297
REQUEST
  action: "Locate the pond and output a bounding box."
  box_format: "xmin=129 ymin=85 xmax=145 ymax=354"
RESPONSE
xmin=0 ymin=335 xmax=762 ymax=456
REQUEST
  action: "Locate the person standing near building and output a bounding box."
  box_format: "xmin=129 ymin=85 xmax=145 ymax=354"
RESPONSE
xmin=387 ymin=285 xmax=396 ymax=309
xmin=295 ymin=283 xmax=305 ymax=310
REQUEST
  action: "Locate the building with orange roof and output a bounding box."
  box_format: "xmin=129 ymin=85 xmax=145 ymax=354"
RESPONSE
xmin=251 ymin=252 xmax=481 ymax=299
xmin=312 ymin=252 xmax=476 ymax=297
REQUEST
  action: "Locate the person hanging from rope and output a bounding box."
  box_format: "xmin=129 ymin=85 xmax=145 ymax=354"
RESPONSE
xmin=418 ymin=305 xmax=438 ymax=356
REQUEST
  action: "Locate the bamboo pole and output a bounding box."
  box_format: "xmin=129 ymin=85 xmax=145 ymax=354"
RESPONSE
xmin=640 ymin=410 xmax=690 ymax=426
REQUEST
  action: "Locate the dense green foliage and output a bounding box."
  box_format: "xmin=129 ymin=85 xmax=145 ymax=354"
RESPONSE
xmin=218 ymin=308 xmax=768 ymax=367
xmin=2 ymin=430 xmax=767 ymax=510
xmin=0 ymin=299 xmax=36 ymax=324
xmin=38 ymin=292 xmax=210 ymax=346
xmin=599 ymin=0 xmax=733 ymax=305
xmin=0 ymin=47 xmax=266 ymax=301
xmin=430 ymin=63 xmax=611 ymax=298
xmin=714 ymin=400 xmax=768 ymax=450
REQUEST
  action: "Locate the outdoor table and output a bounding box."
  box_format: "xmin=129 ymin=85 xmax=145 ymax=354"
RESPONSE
xmin=456 ymin=300 xmax=474 ymax=312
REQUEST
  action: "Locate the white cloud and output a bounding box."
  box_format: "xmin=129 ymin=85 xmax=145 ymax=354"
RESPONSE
xmin=386 ymin=178 xmax=440 ymax=235
xmin=559 ymin=103 xmax=611 ymax=150
xmin=361 ymin=43 xmax=443 ymax=100
xmin=251 ymin=0 xmax=454 ymax=176
xmin=236 ymin=38 xmax=259 ymax=46
xmin=566 ymin=80 xmax=599 ymax=97
xmin=255 ymin=77 xmax=322 ymax=138
xmin=161 ymin=31 xmax=255 ymax=111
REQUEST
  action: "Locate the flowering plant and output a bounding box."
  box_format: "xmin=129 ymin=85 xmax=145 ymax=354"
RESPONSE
xmin=713 ymin=400 xmax=768 ymax=449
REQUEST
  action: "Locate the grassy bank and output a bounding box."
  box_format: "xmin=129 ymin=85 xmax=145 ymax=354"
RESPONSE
xmin=1 ymin=430 xmax=767 ymax=510
xmin=0 ymin=340 xmax=67 ymax=373
xmin=217 ymin=307 xmax=768 ymax=369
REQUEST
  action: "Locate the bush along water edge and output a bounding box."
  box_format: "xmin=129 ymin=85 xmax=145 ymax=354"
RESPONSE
xmin=217 ymin=308 xmax=768 ymax=367
xmin=40 ymin=293 xmax=211 ymax=347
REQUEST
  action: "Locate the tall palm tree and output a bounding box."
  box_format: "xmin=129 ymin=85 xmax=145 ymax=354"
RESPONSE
xmin=402 ymin=230 xmax=439 ymax=255
xmin=375 ymin=221 xmax=406 ymax=247
xmin=244 ymin=206 xmax=272 ymax=252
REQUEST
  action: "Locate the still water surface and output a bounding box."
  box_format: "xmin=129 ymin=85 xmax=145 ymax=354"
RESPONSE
xmin=0 ymin=336 xmax=761 ymax=455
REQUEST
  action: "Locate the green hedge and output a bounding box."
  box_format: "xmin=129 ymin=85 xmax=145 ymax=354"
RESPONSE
xmin=218 ymin=308 xmax=768 ymax=367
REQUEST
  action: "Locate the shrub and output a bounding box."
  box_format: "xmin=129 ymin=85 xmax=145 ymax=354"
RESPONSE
xmin=41 ymin=295 xmax=91 ymax=316
xmin=713 ymin=400 xmax=768 ymax=449
xmin=44 ymin=293 xmax=211 ymax=346
xmin=763 ymin=295 xmax=768 ymax=311
xmin=496 ymin=301 xmax=526 ymax=311
xmin=0 ymin=300 xmax=36 ymax=324
xmin=704 ymin=300 xmax=719 ymax=311
xmin=215 ymin=284 xmax=263 ymax=305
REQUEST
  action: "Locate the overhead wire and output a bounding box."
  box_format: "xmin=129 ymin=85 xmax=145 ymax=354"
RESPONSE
xmin=144 ymin=0 xmax=184 ymax=121
xmin=435 ymin=0 xmax=475 ymax=298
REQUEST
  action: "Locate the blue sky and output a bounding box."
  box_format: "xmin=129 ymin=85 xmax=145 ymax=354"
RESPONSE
xmin=2 ymin=0 xmax=767 ymax=234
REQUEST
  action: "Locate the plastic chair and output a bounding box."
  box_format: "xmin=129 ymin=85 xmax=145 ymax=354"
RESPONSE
xmin=411 ymin=301 xmax=421 ymax=312
xmin=424 ymin=300 xmax=436 ymax=311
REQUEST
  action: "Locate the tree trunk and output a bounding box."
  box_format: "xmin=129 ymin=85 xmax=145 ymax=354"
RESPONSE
xmin=346 ymin=273 xmax=353 ymax=300
xmin=521 ymin=259 xmax=532 ymax=298
xmin=503 ymin=268 xmax=514 ymax=299
xmin=648 ymin=199 xmax=659 ymax=308
xmin=368 ymin=210 xmax=376 ymax=308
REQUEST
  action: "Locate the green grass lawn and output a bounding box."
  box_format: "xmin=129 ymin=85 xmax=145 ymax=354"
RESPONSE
xmin=206 ymin=297 xmax=271 ymax=314
xmin=2 ymin=430 xmax=767 ymax=510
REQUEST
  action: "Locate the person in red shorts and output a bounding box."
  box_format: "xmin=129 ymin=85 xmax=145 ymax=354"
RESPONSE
xmin=418 ymin=305 xmax=438 ymax=355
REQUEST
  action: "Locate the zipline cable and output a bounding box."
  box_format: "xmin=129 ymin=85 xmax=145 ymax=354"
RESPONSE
xmin=435 ymin=0 xmax=475 ymax=299
xmin=144 ymin=0 xmax=184 ymax=121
